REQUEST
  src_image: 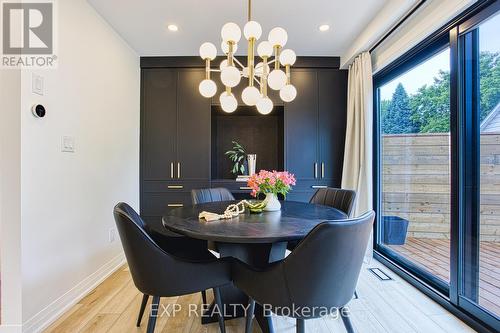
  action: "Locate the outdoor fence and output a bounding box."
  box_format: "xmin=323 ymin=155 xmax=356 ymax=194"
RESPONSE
xmin=382 ymin=133 xmax=500 ymax=242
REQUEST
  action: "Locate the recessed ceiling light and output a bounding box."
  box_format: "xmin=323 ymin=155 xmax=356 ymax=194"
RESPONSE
xmin=167 ymin=24 xmax=178 ymax=32
xmin=319 ymin=24 xmax=330 ymax=32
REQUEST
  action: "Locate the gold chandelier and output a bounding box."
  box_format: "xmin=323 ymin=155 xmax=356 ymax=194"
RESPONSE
xmin=198 ymin=0 xmax=297 ymax=114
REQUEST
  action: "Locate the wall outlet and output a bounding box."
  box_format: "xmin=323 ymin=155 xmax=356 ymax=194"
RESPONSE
xmin=109 ymin=228 xmax=117 ymax=243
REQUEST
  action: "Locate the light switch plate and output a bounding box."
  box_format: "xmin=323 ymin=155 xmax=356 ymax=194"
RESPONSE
xmin=61 ymin=136 xmax=75 ymax=153
xmin=32 ymin=73 xmax=44 ymax=96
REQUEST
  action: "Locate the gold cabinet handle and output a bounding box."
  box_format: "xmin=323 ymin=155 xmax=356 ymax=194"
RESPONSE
xmin=177 ymin=162 xmax=181 ymax=179
xmin=314 ymin=163 xmax=318 ymax=179
xmin=170 ymin=162 xmax=174 ymax=179
xmin=239 ymin=186 xmax=251 ymax=190
xmin=167 ymin=203 xmax=183 ymax=207
xmin=167 ymin=185 xmax=183 ymax=189
xmin=321 ymin=162 xmax=325 ymax=179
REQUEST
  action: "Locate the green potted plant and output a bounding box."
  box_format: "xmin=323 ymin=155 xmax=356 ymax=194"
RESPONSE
xmin=225 ymin=141 xmax=246 ymax=176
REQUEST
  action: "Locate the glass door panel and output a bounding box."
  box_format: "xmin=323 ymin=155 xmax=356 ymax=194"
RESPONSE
xmin=378 ymin=48 xmax=451 ymax=286
xmin=461 ymin=11 xmax=500 ymax=320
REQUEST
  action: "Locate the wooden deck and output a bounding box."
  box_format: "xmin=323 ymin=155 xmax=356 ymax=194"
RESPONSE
xmin=390 ymin=238 xmax=500 ymax=316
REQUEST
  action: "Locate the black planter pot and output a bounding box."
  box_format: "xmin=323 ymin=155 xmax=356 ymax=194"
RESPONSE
xmin=382 ymin=216 xmax=409 ymax=245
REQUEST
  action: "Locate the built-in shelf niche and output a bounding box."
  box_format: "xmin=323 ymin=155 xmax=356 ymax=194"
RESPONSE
xmin=211 ymin=105 xmax=284 ymax=180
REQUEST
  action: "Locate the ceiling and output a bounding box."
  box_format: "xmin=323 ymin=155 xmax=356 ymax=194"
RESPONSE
xmin=87 ymin=0 xmax=392 ymax=57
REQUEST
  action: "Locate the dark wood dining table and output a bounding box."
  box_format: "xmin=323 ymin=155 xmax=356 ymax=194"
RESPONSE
xmin=162 ymin=200 xmax=348 ymax=333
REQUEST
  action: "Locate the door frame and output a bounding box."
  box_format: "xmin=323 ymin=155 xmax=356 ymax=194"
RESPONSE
xmin=372 ymin=1 xmax=500 ymax=332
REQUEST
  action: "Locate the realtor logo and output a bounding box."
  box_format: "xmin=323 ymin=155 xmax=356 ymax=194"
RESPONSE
xmin=1 ymin=1 xmax=57 ymax=68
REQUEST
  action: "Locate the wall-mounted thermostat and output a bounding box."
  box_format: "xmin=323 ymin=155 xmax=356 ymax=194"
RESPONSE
xmin=32 ymin=104 xmax=46 ymax=118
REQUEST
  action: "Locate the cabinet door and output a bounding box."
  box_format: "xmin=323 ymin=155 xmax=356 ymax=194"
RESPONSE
xmin=318 ymin=69 xmax=348 ymax=185
xmin=318 ymin=70 xmax=347 ymax=186
xmin=142 ymin=69 xmax=177 ymax=180
xmin=285 ymin=69 xmax=318 ymax=180
xmin=177 ymin=69 xmax=211 ymax=180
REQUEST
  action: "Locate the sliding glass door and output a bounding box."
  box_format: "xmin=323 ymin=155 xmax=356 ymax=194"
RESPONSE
xmin=459 ymin=8 xmax=500 ymax=327
xmin=377 ymin=47 xmax=452 ymax=291
xmin=374 ymin=1 xmax=500 ymax=330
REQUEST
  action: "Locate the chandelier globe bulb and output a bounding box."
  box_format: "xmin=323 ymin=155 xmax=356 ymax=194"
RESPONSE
xmin=268 ymin=69 xmax=287 ymax=90
xmin=221 ymin=22 xmax=241 ymax=43
xmin=268 ymin=27 xmax=288 ymax=47
xmin=244 ymin=21 xmax=262 ymax=40
xmin=199 ymin=42 xmax=217 ymax=60
xmin=256 ymin=96 xmax=273 ymax=114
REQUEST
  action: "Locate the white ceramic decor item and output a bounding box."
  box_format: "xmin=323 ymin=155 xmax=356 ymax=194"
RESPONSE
xmin=263 ymin=193 xmax=281 ymax=211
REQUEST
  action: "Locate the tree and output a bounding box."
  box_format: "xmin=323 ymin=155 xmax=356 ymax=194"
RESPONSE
xmin=382 ymin=83 xmax=419 ymax=134
xmin=380 ymin=51 xmax=499 ymax=134
xmin=410 ymin=70 xmax=450 ymax=133
xmin=479 ymin=51 xmax=500 ymax=121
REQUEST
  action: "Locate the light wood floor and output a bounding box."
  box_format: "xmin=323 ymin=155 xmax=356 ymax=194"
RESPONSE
xmin=44 ymin=259 xmax=477 ymax=333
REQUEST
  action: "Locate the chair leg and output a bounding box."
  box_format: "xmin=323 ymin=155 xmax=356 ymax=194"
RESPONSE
xmin=353 ymin=290 xmax=359 ymax=299
xmin=340 ymin=307 xmax=355 ymax=333
xmin=245 ymin=298 xmax=256 ymax=333
xmin=146 ymin=296 xmax=160 ymax=333
xmin=296 ymin=318 xmax=305 ymax=333
xmin=213 ymin=287 xmax=226 ymax=333
xmin=201 ymin=290 xmax=207 ymax=305
xmin=137 ymin=294 xmax=150 ymax=327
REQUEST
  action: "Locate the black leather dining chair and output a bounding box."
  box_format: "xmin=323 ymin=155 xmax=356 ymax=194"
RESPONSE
xmin=309 ymin=187 xmax=357 ymax=217
xmin=114 ymin=202 xmax=232 ymax=333
xmin=233 ymin=211 xmax=375 ymax=333
xmin=287 ymin=187 xmax=357 ymax=252
xmin=191 ymin=187 xmax=235 ymax=204
xmin=135 ymin=218 xmax=213 ymax=325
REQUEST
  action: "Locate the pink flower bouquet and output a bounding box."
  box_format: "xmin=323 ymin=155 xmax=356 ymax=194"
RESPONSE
xmin=247 ymin=170 xmax=296 ymax=198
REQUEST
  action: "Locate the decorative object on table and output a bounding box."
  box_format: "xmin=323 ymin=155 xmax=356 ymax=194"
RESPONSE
xmin=198 ymin=0 xmax=297 ymax=114
xmin=247 ymin=170 xmax=296 ymax=211
xmin=245 ymin=199 xmax=266 ymax=214
xmin=247 ymin=154 xmax=257 ymax=176
xmin=225 ymin=141 xmax=246 ymax=176
xmin=199 ymin=201 xmax=247 ymax=221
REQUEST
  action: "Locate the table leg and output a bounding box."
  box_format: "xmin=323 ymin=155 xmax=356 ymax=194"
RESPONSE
xmin=201 ymin=241 xmax=286 ymax=333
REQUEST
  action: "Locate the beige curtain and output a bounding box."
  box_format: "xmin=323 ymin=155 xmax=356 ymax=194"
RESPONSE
xmin=342 ymin=52 xmax=373 ymax=216
xmin=341 ymin=52 xmax=373 ymax=259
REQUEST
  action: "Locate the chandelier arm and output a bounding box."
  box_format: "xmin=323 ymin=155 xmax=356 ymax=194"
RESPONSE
xmin=253 ymin=76 xmax=261 ymax=86
xmin=210 ymin=69 xmax=221 ymax=73
xmin=267 ymin=58 xmax=276 ymax=66
xmin=232 ymin=57 xmax=246 ymax=69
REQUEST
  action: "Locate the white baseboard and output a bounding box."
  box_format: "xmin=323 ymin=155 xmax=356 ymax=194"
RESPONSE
xmin=0 ymin=324 xmax=23 ymax=333
xmin=22 ymin=253 xmax=125 ymax=333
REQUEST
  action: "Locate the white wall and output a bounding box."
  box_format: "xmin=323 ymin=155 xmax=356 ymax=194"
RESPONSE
xmin=371 ymin=0 xmax=477 ymax=73
xmin=0 ymin=69 xmax=23 ymax=333
xmin=341 ymin=0 xmax=418 ymax=69
xmin=17 ymin=0 xmax=140 ymax=330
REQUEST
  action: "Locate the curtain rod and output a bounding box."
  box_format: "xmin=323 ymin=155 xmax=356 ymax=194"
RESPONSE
xmin=369 ymin=0 xmax=427 ymax=53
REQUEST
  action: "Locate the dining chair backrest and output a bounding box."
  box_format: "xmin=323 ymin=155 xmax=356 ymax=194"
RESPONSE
xmin=191 ymin=187 xmax=235 ymax=204
xmin=283 ymin=211 xmax=375 ymax=309
xmin=114 ymin=202 xmax=179 ymax=295
xmin=114 ymin=202 xmax=229 ymax=297
xmin=309 ymin=187 xmax=356 ymax=217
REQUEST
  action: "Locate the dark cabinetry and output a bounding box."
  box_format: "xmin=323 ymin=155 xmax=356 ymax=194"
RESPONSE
xmin=141 ymin=57 xmax=348 ymax=216
xmin=141 ymin=68 xmax=210 ymax=225
xmin=284 ymin=69 xmax=348 ymax=202
xmin=142 ymin=69 xmax=177 ymax=180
